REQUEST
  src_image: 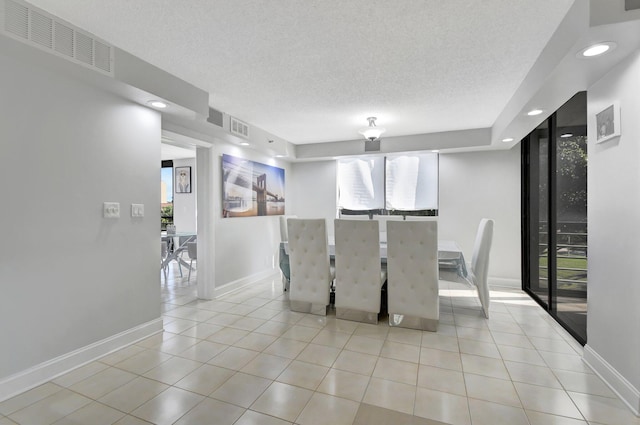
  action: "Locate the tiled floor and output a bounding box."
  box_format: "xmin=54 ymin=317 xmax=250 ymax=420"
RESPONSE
xmin=2 ymin=265 xmax=639 ymax=425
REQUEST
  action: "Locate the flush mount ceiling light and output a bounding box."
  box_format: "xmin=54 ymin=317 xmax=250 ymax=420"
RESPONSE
xmin=148 ymin=100 xmax=168 ymax=109
xmin=502 ymin=138 xmax=514 ymax=143
xmin=527 ymin=109 xmax=544 ymax=116
xmin=560 ymin=133 xmax=573 ymax=138
xmin=358 ymin=117 xmax=386 ymax=141
xmin=240 ymin=142 xmax=250 ymax=146
xmin=579 ymin=42 xmax=617 ymax=58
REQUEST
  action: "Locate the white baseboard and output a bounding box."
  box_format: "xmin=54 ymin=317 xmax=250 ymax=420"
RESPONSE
xmin=583 ymin=344 xmax=640 ymax=416
xmin=214 ymin=269 xmax=280 ymax=298
xmin=0 ymin=318 xmax=163 ymax=403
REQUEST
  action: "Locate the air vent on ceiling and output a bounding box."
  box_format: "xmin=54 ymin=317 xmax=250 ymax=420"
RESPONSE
xmin=1 ymin=0 xmax=114 ymax=75
xmin=626 ymin=0 xmax=640 ymax=10
xmin=230 ymin=116 xmax=250 ymax=139
xmin=364 ymin=139 xmax=381 ymax=152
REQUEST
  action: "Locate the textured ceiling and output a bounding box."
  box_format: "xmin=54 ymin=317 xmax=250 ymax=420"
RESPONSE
xmin=26 ymin=0 xmax=575 ymax=144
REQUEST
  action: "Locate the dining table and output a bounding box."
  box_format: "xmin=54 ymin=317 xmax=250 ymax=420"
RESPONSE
xmin=282 ymin=238 xmax=468 ymax=279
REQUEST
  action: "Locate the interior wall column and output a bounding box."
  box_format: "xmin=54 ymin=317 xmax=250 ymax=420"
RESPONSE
xmin=196 ymin=145 xmax=215 ymax=299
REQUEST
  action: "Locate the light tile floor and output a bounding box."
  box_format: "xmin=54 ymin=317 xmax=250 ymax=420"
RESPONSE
xmin=2 ymin=265 xmax=639 ymax=425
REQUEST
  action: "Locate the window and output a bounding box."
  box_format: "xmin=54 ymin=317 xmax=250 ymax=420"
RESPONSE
xmin=386 ymin=154 xmax=438 ymax=211
xmin=522 ymin=91 xmax=587 ymax=344
xmin=161 ymin=160 xmax=173 ymax=230
xmin=337 ymin=153 xmax=438 ymax=216
xmin=337 ymin=157 xmax=384 ymax=210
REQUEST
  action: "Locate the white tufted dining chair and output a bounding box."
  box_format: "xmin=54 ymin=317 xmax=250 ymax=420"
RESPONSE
xmin=334 ymin=219 xmax=387 ymax=324
xmin=470 ymin=218 xmax=494 ymax=318
xmin=386 ymin=220 xmax=439 ymax=331
xmin=286 ymin=218 xmax=334 ymax=315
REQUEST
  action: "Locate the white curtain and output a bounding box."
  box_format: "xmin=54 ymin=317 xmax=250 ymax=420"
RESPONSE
xmin=386 ymin=153 xmax=438 ymax=210
xmin=337 ymin=157 xmax=384 ymax=210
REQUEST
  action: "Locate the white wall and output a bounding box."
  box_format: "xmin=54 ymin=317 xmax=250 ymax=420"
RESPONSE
xmin=213 ymin=145 xmax=292 ymax=291
xmin=439 ymin=148 xmax=522 ymax=283
xmin=585 ymin=51 xmax=640 ymax=413
xmin=0 ymin=48 xmax=161 ymax=391
xmin=173 ymin=158 xmax=197 ymax=233
xmin=291 ymin=161 xmax=338 ymax=236
xmin=290 ymin=150 xmax=522 ymax=284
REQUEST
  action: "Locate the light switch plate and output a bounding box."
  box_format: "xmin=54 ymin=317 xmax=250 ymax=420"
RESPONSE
xmin=131 ymin=203 xmax=144 ymax=218
xmin=103 ymin=202 xmax=120 ymax=218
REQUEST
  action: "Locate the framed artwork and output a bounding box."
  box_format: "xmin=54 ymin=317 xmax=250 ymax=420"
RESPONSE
xmin=222 ymin=154 xmax=285 ymax=217
xmin=175 ymin=166 xmax=192 ymax=193
xmin=595 ymin=102 xmax=620 ymax=143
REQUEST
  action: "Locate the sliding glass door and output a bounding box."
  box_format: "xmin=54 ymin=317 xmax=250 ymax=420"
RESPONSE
xmin=522 ymin=92 xmax=587 ymax=344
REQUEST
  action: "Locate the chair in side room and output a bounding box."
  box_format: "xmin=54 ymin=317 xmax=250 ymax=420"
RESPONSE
xmin=174 ymin=235 xmax=196 ymax=277
xmin=470 ymin=218 xmax=494 ymax=318
xmin=160 ymin=241 xmax=169 ymax=279
xmin=286 ymin=218 xmax=334 ymax=315
xmin=278 ymin=215 xmax=297 ymax=291
xmin=334 ymin=219 xmax=387 ymax=324
xmin=186 ymin=242 xmax=197 ymax=282
xmin=386 ymin=220 xmax=439 ymax=331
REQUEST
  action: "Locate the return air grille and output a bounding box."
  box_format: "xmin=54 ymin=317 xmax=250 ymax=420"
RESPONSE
xmin=1 ymin=0 xmax=114 ymax=75
xmin=230 ymin=116 xmax=250 ymax=139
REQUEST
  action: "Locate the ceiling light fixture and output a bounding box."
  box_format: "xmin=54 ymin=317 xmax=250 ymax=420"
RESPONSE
xmin=527 ymin=109 xmax=543 ymax=116
xmin=148 ymin=100 xmax=168 ymax=109
xmin=502 ymin=138 xmax=514 ymax=143
xmin=358 ymin=117 xmax=386 ymax=141
xmin=240 ymin=142 xmax=250 ymax=146
xmin=560 ymin=133 xmax=573 ymax=138
xmin=580 ymin=42 xmax=616 ymax=57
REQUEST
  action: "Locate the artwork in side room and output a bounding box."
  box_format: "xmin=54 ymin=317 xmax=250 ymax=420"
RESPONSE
xmin=222 ymin=154 xmax=285 ymax=217
xmin=175 ymin=166 xmax=192 ymax=193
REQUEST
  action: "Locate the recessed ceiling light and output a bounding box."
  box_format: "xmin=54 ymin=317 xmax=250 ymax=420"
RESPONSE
xmin=240 ymin=142 xmax=250 ymax=146
xmin=560 ymin=133 xmax=573 ymax=138
xmin=431 ymin=150 xmax=439 ymax=153
xmin=275 ymin=154 xmax=285 ymax=158
xmin=580 ymin=42 xmax=616 ymax=57
xmin=148 ymin=100 xmax=167 ymax=109
xmin=527 ymin=109 xmax=544 ymax=116
xmin=502 ymin=138 xmax=514 ymax=143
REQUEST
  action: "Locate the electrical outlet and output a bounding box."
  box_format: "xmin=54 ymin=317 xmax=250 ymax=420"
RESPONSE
xmin=131 ymin=203 xmax=144 ymax=218
xmin=103 ymin=202 xmax=120 ymax=218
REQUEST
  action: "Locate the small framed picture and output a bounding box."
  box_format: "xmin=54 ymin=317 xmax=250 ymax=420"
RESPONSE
xmin=595 ymin=102 xmax=620 ymax=143
xmin=175 ymin=166 xmax=192 ymax=193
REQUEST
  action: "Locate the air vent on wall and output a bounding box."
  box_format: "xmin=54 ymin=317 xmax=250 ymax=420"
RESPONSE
xmin=626 ymin=0 xmax=640 ymax=10
xmin=364 ymin=139 xmax=381 ymax=152
xmin=229 ymin=116 xmax=250 ymax=139
xmin=207 ymin=107 xmax=224 ymax=127
xmin=1 ymin=0 xmax=114 ymax=75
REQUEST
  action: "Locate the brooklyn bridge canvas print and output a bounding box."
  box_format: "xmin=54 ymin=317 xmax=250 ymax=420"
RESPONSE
xmin=222 ymin=154 xmax=285 ymax=217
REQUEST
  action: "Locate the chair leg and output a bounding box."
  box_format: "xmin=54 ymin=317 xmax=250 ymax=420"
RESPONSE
xmin=177 ymin=258 xmax=183 ymax=277
xmin=187 ymin=259 xmax=193 ymax=281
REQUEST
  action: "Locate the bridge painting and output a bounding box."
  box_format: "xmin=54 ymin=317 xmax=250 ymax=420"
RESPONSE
xmin=222 ymin=154 xmax=285 ymax=217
